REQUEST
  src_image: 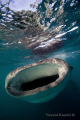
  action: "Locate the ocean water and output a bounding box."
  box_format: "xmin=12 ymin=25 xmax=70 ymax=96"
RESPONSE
xmin=0 ymin=0 xmax=80 ymax=120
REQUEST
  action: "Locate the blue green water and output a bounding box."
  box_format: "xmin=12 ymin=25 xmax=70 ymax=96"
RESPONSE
xmin=0 ymin=0 xmax=80 ymax=120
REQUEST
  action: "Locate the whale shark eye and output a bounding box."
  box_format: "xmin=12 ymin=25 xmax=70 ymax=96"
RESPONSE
xmin=21 ymin=74 xmax=59 ymax=91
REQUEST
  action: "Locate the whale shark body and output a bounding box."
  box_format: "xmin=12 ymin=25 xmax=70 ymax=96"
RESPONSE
xmin=5 ymin=58 xmax=73 ymax=103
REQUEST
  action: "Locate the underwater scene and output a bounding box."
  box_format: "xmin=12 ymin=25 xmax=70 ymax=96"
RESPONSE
xmin=0 ymin=0 xmax=80 ymax=120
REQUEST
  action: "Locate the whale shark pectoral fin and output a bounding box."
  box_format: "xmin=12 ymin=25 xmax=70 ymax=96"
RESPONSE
xmin=69 ymin=80 xmax=77 ymax=91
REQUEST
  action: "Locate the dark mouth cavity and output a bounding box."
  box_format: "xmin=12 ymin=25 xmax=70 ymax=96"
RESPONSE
xmin=21 ymin=74 xmax=59 ymax=91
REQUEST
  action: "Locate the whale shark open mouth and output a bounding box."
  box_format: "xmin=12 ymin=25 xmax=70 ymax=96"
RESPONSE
xmin=5 ymin=58 xmax=73 ymax=103
xmin=6 ymin=61 xmax=60 ymax=96
xmin=21 ymin=74 xmax=59 ymax=91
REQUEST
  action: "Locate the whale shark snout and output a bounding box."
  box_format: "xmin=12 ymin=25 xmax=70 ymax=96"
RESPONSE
xmin=5 ymin=58 xmax=73 ymax=103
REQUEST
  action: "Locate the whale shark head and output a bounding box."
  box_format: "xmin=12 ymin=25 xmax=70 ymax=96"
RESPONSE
xmin=5 ymin=58 xmax=73 ymax=103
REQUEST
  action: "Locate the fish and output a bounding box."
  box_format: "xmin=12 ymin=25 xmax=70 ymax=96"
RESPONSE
xmin=5 ymin=58 xmax=73 ymax=103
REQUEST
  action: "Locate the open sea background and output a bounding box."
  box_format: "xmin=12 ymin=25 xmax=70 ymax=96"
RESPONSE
xmin=0 ymin=0 xmax=80 ymax=120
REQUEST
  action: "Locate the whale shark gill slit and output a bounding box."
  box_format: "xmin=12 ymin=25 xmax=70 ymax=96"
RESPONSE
xmin=21 ymin=74 xmax=59 ymax=91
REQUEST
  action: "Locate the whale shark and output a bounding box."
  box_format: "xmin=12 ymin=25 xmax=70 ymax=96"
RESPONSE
xmin=5 ymin=58 xmax=73 ymax=103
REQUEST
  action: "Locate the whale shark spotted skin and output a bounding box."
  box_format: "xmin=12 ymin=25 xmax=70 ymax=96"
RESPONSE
xmin=5 ymin=58 xmax=73 ymax=103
